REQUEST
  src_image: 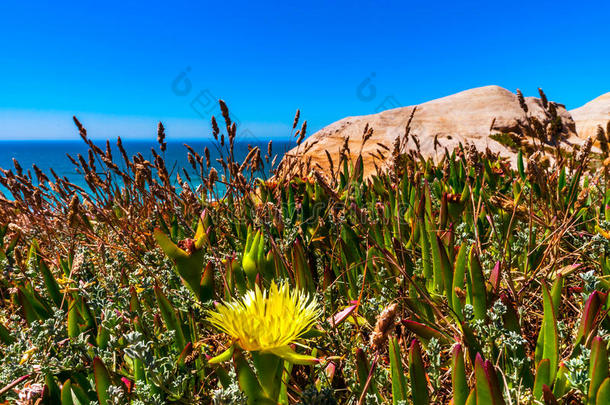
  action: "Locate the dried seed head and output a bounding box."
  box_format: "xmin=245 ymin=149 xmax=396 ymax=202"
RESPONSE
xmin=442 ymin=158 xmax=450 ymax=181
xmin=187 ymin=152 xmax=197 ymax=170
xmin=12 ymin=158 xmax=23 ymax=176
xmin=204 ymin=147 xmax=211 ymax=168
xmin=297 ymin=121 xmax=307 ymax=145
xmin=293 ymin=109 xmax=300 ymax=129
xmin=516 ymin=89 xmax=528 ymax=113
xmin=182 ymin=168 xmax=192 ymax=183
xmin=597 ymin=125 xmax=609 ymax=155
xmin=362 ymin=125 xmax=374 ymax=144
xmin=576 ymin=137 xmax=593 ymax=164
xmin=466 ymin=143 xmax=480 ymax=170
xmin=185 ymin=349 xmax=200 ymax=366
xmin=548 ymin=102 xmax=558 ymax=119
xmin=526 ymin=154 xmax=541 ymax=183
xmin=538 ymin=88 xmax=548 ymax=109
xmin=73 ymin=116 xmax=88 ymax=141
xmin=230 ymin=122 xmax=237 ymax=141
xmin=340 ymin=136 xmax=351 ymax=159
xmin=370 ymin=302 xmax=398 ymax=351
xmin=68 ymin=194 xmax=80 ymax=225
xmin=489 ymin=117 xmax=496 ymax=133
xmin=209 ymin=167 xmax=218 ymax=185
xmin=392 ymin=137 xmax=401 ymax=160
xmin=117 ymin=136 xmax=130 ymax=169
xmin=411 ymin=134 xmax=421 ymax=152
xmin=239 ymin=147 xmax=259 ymax=173
xmin=32 ymin=164 xmax=48 ymax=184
xmin=219 ymin=99 xmax=231 ymax=127
xmin=325 ymin=150 xmax=335 ymax=177
xmin=211 ymin=116 xmax=220 ymax=138
xmin=102 ymin=139 xmax=111 ymax=159
xmin=88 ymin=149 xmax=96 ymax=171
xmin=157 ymin=122 xmax=166 ymax=147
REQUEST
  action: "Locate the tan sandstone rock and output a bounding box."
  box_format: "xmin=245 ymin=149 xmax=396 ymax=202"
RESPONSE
xmin=286 ymin=85 xmax=578 ymax=177
xmin=571 ymin=93 xmax=610 ymax=139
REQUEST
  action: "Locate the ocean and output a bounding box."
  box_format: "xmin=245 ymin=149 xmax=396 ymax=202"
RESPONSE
xmin=0 ymin=139 xmax=296 ymax=196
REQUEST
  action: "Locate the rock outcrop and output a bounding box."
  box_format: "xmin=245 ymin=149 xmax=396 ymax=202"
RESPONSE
xmin=571 ymin=93 xmax=610 ymax=139
xmin=286 ymin=86 xmax=578 ymax=177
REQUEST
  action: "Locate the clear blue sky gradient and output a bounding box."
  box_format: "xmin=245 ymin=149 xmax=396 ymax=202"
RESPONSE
xmin=0 ymin=1 xmax=609 ymax=139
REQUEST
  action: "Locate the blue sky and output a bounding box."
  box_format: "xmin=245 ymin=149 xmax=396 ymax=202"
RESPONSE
xmin=0 ymin=0 xmax=608 ymax=140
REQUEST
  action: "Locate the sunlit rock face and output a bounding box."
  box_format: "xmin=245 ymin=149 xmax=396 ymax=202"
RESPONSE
xmin=287 ymin=85 xmax=578 ymax=177
xmin=571 ymin=92 xmax=610 ymax=139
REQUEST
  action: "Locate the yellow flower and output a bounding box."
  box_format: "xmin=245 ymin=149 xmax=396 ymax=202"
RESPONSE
xmin=207 ymin=281 xmax=320 ymax=361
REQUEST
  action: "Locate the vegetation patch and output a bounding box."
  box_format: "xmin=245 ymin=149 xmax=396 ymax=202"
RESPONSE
xmin=1 ymin=105 xmax=610 ymax=404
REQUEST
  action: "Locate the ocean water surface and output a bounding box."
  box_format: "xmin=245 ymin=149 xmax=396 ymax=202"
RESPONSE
xmin=0 ymin=139 xmax=295 ymax=197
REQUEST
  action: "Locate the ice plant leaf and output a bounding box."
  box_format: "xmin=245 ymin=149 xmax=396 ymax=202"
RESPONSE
xmin=401 ymin=319 xmax=446 ymax=343
xmin=437 ymin=235 xmax=453 ymax=307
xmin=517 ymin=150 xmax=525 ymax=181
xmin=596 ymin=377 xmax=610 ymax=404
xmin=177 ymin=342 xmax=193 ymax=368
xmin=465 ymin=388 xmax=476 ymax=405
xmin=575 ymin=291 xmax=605 ymax=349
xmin=468 ymin=246 xmax=487 ymax=321
xmin=0 ymin=322 xmax=15 ymax=345
xmin=154 ymin=228 xmax=188 ymax=260
xmin=588 ymin=336 xmax=609 ymax=405
xmin=207 ymin=281 xmax=320 ymax=355
xmin=552 ymin=362 xmax=569 ymax=398
xmin=154 ymin=285 xmax=187 ymax=351
xmin=200 ymin=261 xmax=215 ymax=302
xmin=60 ymin=378 xmax=74 ymax=405
xmin=233 ymin=349 xmax=271 ymax=404
xmin=408 ymin=339 xmax=430 ymax=405
xmin=355 ymin=348 xmax=377 ymax=397
xmin=129 ymin=286 xmax=142 ymax=315
xmin=451 ymin=344 xmax=469 ymax=405
xmin=428 ymin=219 xmax=444 ymax=293
xmin=208 ymin=344 xmax=235 ymax=364
xmin=17 ymin=284 xmax=50 ymax=322
xmin=389 ymin=337 xmax=408 ymax=403
xmin=32 ymin=244 xmax=62 ymax=308
xmin=154 ymin=228 xmax=205 ymax=299
xmin=451 ymin=243 xmax=468 ymax=321
xmin=292 ymin=238 xmax=314 ymax=293
xmin=193 ymin=217 xmax=209 ymax=249
xmin=550 ymin=273 xmax=563 ymax=314
xmin=419 ymin=215 xmax=433 ymax=286
xmin=252 ymin=351 xmax=283 ymax=400
xmin=533 ymin=358 xmax=551 ymax=400
xmin=542 ymin=385 xmax=558 ymax=405
xmin=279 ymin=362 xmax=294 ymax=404
xmin=534 ymin=283 xmax=559 ymax=382
xmin=96 ymin=320 xmax=110 ymax=350
xmin=489 ymin=261 xmax=501 ymax=293
xmin=44 ymin=373 xmax=61 ymax=404
xmin=460 ymin=321 xmax=483 ymax=365
xmin=242 ymin=229 xmax=260 ymax=282
xmin=93 ymin=357 xmax=112 ymax=405
xmin=268 ymin=345 xmax=319 ymax=365
xmin=67 ymin=298 xmax=81 ymax=338
xmin=474 ymin=354 xmax=506 ymax=405
xmin=329 ymin=303 xmax=358 ymax=327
